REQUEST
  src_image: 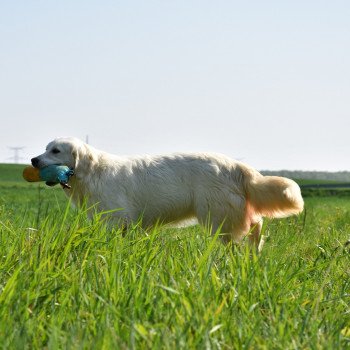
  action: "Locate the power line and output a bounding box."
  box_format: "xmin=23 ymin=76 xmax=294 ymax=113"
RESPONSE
xmin=8 ymin=147 xmax=25 ymax=163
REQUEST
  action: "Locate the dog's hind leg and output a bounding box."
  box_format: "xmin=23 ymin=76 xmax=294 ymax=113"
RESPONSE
xmin=195 ymin=193 xmax=250 ymax=245
xmin=247 ymin=219 xmax=264 ymax=251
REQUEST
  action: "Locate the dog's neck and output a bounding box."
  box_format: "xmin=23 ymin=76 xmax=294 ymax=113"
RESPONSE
xmin=63 ymin=164 xmax=103 ymax=208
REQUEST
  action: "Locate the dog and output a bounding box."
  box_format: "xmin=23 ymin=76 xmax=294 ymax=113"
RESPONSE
xmin=31 ymin=137 xmax=304 ymax=249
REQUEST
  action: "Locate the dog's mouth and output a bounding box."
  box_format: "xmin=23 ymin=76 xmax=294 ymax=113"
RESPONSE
xmin=31 ymin=158 xmax=63 ymax=170
xmin=30 ymin=162 xmax=75 ymax=190
xmin=31 ymin=157 xmax=45 ymax=169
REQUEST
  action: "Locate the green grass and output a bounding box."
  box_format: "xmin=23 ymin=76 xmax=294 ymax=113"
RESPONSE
xmin=0 ymin=164 xmax=350 ymax=349
xmin=0 ymin=164 xmax=30 ymax=182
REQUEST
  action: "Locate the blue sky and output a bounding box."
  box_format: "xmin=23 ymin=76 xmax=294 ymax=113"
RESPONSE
xmin=1 ymin=1 xmax=349 ymax=170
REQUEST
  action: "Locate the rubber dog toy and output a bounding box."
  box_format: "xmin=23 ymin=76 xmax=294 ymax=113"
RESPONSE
xmin=23 ymin=165 xmax=74 ymax=189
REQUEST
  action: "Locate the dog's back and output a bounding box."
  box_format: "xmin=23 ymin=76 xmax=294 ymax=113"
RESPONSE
xmin=100 ymin=152 xmax=246 ymax=226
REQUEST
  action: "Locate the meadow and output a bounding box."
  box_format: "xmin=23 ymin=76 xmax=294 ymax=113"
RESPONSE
xmin=0 ymin=164 xmax=349 ymax=349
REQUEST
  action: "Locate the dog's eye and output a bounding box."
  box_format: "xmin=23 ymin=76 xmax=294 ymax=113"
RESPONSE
xmin=52 ymin=149 xmax=60 ymax=154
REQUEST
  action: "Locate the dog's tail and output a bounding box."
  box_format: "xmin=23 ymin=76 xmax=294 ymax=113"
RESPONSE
xmin=241 ymin=166 xmax=304 ymax=219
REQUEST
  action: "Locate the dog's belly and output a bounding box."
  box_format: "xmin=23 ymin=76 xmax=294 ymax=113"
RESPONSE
xmin=90 ymin=181 xmax=195 ymax=227
xmin=130 ymin=191 xmax=195 ymax=226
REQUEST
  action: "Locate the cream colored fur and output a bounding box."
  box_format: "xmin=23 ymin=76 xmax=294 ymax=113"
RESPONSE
xmin=32 ymin=137 xmax=304 ymax=249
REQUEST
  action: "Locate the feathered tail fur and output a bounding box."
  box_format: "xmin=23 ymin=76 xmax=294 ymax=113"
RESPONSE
xmin=243 ymin=168 xmax=304 ymax=219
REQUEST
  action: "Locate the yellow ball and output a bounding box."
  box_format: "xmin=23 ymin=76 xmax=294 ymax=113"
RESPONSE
xmin=23 ymin=166 xmax=41 ymax=182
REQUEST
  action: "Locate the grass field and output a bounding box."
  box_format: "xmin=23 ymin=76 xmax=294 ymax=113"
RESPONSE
xmin=0 ymin=164 xmax=350 ymax=349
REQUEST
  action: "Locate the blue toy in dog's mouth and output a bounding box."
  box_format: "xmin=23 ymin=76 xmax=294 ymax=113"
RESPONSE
xmin=23 ymin=165 xmax=74 ymax=189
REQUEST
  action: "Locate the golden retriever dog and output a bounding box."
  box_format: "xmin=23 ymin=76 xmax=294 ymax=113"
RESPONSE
xmin=31 ymin=137 xmax=304 ymax=249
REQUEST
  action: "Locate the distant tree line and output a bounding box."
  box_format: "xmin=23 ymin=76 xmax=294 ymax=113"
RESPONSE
xmin=260 ymin=170 xmax=350 ymax=182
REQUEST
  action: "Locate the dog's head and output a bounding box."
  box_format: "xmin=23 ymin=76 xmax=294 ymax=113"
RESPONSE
xmin=31 ymin=137 xmax=96 ymax=175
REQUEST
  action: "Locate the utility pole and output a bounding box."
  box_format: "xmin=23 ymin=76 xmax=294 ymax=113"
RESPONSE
xmin=85 ymin=135 xmax=89 ymax=144
xmin=8 ymin=147 xmax=25 ymax=164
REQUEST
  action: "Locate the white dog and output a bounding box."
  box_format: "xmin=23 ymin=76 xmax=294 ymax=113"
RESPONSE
xmin=31 ymin=137 xmax=304 ymax=248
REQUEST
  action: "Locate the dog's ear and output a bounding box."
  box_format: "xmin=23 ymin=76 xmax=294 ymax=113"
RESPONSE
xmin=72 ymin=147 xmax=79 ymax=170
xmin=72 ymin=143 xmax=98 ymax=174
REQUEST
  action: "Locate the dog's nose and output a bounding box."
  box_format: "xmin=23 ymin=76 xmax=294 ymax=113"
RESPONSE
xmin=31 ymin=157 xmax=39 ymax=167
